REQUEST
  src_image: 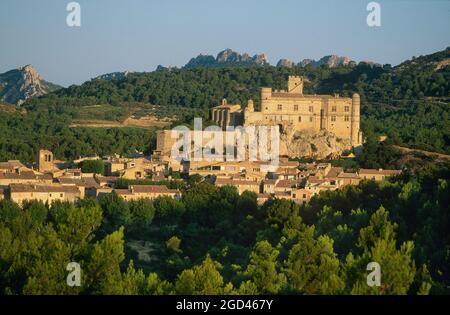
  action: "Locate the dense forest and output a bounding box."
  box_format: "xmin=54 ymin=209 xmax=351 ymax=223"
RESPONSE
xmin=25 ymin=48 xmax=450 ymax=109
xmin=0 ymin=105 xmax=156 ymax=163
xmin=0 ymin=162 xmax=448 ymax=294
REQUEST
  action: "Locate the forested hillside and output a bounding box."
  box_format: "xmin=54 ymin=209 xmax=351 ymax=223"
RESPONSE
xmin=0 ymin=106 xmax=156 ymax=163
xmin=20 ymin=47 xmax=449 ymax=157
xmin=1 ymin=162 xmax=448 ymax=294
xmin=0 ymin=48 xmax=448 ymax=162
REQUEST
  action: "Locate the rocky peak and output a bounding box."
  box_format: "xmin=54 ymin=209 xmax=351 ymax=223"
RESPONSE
xmin=184 ymin=49 xmax=269 ymax=69
xmin=22 ymin=64 xmax=42 ymax=79
xmin=252 ymin=53 xmax=269 ymax=65
xmin=0 ymin=64 xmax=61 ymax=105
xmin=216 ymin=49 xmax=240 ymax=63
xmin=276 ymin=58 xmax=295 ymax=68
xmin=300 ymin=55 xmax=354 ymax=68
xmin=20 ymin=64 xmax=44 ymax=91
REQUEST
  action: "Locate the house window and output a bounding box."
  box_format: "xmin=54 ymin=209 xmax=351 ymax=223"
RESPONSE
xmin=331 ymin=116 xmax=336 ymax=122
xmin=308 ymin=106 xmax=313 ymax=112
xmin=298 ymin=116 xmax=302 ymax=122
xmin=303 ymin=194 xmax=306 ymax=199
xmin=332 ymin=106 xmax=337 ymax=112
xmin=277 ymin=104 xmax=283 ymax=111
xmin=294 ymin=104 xmax=298 ymax=111
xmin=345 ymin=106 xmax=350 ymax=112
xmin=344 ymin=115 xmax=350 ymax=122
xmin=309 ymin=116 xmax=313 ymax=122
xmin=60 ymin=193 xmax=63 ymax=197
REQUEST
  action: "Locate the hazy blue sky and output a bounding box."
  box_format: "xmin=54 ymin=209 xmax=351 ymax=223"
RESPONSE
xmin=0 ymin=0 xmax=449 ymax=86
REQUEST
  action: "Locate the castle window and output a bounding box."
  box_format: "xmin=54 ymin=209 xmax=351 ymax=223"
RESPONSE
xmin=344 ymin=115 xmax=350 ymax=122
xmin=308 ymin=106 xmax=313 ymax=112
xmin=345 ymin=106 xmax=350 ymax=112
xmin=332 ymin=106 xmax=337 ymax=112
xmin=294 ymin=104 xmax=298 ymax=111
xmin=331 ymin=116 xmax=336 ymax=122
xmin=309 ymin=116 xmax=313 ymax=122
xmin=277 ymin=104 xmax=283 ymax=111
xmin=298 ymin=116 xmax=302 ymax=122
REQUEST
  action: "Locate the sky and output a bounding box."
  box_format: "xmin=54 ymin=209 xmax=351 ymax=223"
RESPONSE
xmin=0 ymin=0 xmax=449 ymax=87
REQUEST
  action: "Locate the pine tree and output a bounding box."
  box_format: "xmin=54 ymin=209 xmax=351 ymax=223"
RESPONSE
xmin=284 ymin=227 xmax=344 ymax=294
xmin=346 ymin=206 xmax=416 ymax=294
xmin=246 ymin=241 xmax=285 ymax=294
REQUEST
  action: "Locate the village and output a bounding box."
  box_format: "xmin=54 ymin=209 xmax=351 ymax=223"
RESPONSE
xmin=0 ymin=147 xmax=401 ymax=207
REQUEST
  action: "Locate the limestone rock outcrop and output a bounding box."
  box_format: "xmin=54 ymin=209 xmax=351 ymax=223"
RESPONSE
xmin=270 ymin=121 xmax=352 ymax=159
xmin=276 ymin=59 xmax=295 ymax=68
xmin=299 ymin=55 xmax=354 ymax=68
xmin=184 ymin=49 xmax=269 ymax=69
xmin=0 ymin=64 xmax=61 ymax=105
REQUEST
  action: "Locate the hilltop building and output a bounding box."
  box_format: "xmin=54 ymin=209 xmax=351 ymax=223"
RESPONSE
xmin=211 ymin=76 xmax=363 ymax=146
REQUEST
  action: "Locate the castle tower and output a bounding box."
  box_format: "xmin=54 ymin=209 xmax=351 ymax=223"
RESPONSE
xmin=351 ymin=93 xmax=361 ymax=146
xmin=246 ymin=99 xmax=254 ymax=112
xmin=287 ymin=76 xmax=303 ymax=94
xmin=260 ymin=88 xmax=272 ymax=113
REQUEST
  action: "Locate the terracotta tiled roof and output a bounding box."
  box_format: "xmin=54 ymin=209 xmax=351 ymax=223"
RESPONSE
xmin=275 ymin=180 xmax=296 ymax=188
xmin=359 ymin=169 xmax=401 ymax=175
xmin=338 ymin=172 xmax=360 ymax=179
xmin=57 ymin=177 xmax=100 ymax=188
xmin=130 ymin=185 xmax=179 ymax=193
xmin=325 ymin=167 xmax=343 ymax=178
xmin=0 ymin=160 xmax=27 ymax=170
xmin=9 ymin=184 xmax=79 ymax=193
xmin=0 ymin=171 xmax=51 ymax=180
xmin=215 ymin=178 xmax=259 ymax=186
xmin=263 ymin=179 xmax=277 ymax=185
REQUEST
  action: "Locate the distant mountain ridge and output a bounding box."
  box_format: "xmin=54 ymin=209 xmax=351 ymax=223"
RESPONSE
xmin=183 ymin=49 xmax=269 ymax=69
xmin=92 ymin=71 xmax=133 ymax=81
xmin=174 ymin=48 xmax=368 ymax=70
xmin=0 ymin=65 xmax=61 ymax=105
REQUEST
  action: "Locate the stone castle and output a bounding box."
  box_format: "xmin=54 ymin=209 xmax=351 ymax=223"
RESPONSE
xmin=211 ymin=76 xmax=362 ymax=147
xmin=155 ymin=76 xmax=363 ymax=161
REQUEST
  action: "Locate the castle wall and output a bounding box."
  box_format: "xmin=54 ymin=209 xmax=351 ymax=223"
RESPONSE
xmin=252 ymin=76 xmax=361 ymax=145
xmin=201 ymin=76 xmax=362 ymax=159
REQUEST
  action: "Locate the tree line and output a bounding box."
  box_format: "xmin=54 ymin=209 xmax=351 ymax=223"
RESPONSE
xmin=1 ymin=162 xmax=448 ymax=294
